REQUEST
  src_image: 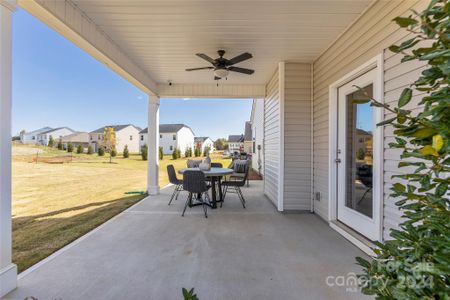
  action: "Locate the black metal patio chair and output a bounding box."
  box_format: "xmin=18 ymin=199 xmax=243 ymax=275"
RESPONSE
xmin=221 ymin=164 xmax=249 ymax=208
xmin=167 ymin=165 xmax=183 ymax=205
xmin=182 ymin=170 xmax=211 ymax=218
xmin=229 ymin=159 xmax=250 ymax=187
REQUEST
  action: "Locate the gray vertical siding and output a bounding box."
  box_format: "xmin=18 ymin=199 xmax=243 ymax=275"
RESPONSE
xmin=283 ymin=63 xmax=312 ymax=210
xmin=312 ymin=0 xmax=428 ymax=238
xmin=264 ymin=68 xmax=281 ymax=206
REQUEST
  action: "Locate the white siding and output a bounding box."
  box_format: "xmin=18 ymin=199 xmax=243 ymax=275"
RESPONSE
xmin=115 ymin=126 xmax=141 ymax=153
xmin=312 ymin=0 xmax=428 ymax=238
xmin=176 ymin=127 xmax=195 ymax=154
xmin=264 ymin=67 xmax=281 ymax=207
xmin=251 ymin=99 xmax=265 ymax=176
xmin=283 ymin=63 xmax=312 ymax=210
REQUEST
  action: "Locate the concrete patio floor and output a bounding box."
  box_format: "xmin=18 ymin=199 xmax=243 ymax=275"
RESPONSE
xmin=5 ymin=181 xmax=370 ymax=300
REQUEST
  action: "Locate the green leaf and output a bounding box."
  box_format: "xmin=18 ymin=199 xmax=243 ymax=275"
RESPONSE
xmin=398 ymin=88 xmax=413 ymax=107
xmin=393 ymin=16 xmax=418 ymax=27
xmin=377 ymin=117 xmax=396 ymax=126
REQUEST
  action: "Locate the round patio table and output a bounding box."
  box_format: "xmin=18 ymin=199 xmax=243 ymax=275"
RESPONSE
xmin=178 ymin=167 xmax=233 ymax=209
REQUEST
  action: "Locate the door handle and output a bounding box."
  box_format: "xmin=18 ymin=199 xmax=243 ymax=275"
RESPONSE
xmin=335 ymin=158 xmax=341 ymax=163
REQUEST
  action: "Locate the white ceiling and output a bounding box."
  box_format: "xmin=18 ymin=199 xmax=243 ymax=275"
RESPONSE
xmin=72 ymin=0 xmax=373 ymax=85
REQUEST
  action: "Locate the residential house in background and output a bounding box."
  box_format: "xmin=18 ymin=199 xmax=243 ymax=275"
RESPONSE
xmin=61 ymin=132 xmax=90 ymax=150
xmin=227 ymin=135 xmax=244 ymax=153
xmin=251 ymin=99 xmax=264 ymax=176
xmin=194 ymin=137 xmax=214 ymax=153
xmin=243 ymin=121 xmax=253 ymax=154
xmin=19 ymin=127 xmax=52 ymax=144
xmin=36 ymin=127 xmax=75 ymax=146
xmin=89 ymin=124 xmax=141 ymax=153
xmin=140 ymin=124 xmax=195 ymax=155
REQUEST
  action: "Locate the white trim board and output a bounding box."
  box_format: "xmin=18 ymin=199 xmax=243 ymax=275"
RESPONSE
xmin=327 ymin=54 xmax=384 ymax=242
xmin=277 ymin=62 xmax=285 ymax=212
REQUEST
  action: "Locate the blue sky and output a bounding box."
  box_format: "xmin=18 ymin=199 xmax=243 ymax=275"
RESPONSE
xmin=12 ymin=9 xmax=252 ymax=140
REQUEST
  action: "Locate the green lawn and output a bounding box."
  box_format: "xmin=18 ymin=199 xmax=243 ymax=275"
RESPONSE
xmin=12 ymin=144 xmax=230 ymax=272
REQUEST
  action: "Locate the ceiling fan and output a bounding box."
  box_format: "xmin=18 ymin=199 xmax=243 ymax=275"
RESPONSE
xmin=185 ymin=50 xmax=254 ymax=80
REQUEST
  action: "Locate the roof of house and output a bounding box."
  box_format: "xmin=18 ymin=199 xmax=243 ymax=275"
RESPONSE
xmin=244 ymin=121 xmax=252 ymax=141
xmin=228 ymin=134 xmax=244 ymax=143
xmin=140 ymin=124 xmax=194 ymax=135
xmin=90 ymin=124 xmax=142 ymax=134
xmin=356 ymin=128 xmax=372 ymax=136
xmin=24 ymin=127 xmax=53 ymax=136
xmin=60 ymin=132 xmax=90 ymax=143
xmin=194 ymin=136 xmax=210 ymax=143
xmin=40 ymin=127 xmax=75 ymax=135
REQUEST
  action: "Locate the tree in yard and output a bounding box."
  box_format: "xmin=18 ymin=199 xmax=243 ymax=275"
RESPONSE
xmin=103 ymin=127 xmax=117 ymax=163
xmin=356 ymin=148 xmax=365 ymax=160
xmin=48 ymin=136 xmax=55 ymax=148
xmin=98 ymin=147 xmax=105 ymax=156
xmin=194 ymin=145 xmax=201 ymax=157
xmin=176 ymin=148 xmax=181 ymax=159
xmin=110 ymin=148 xmax=117 ymax=158
xmin=159 ymin=146 xmax=164 ymax=160
xmin=76 ymin=144 xmax=83 ymax=154
xmin=214 ymin=138 xmax=227 ymax=150
xmin=203 ymin=146 xmax=211 ymax=157
xmin=184 ymin=147 xmax=191 ymax=158
xmin=356 ymin=2 xmax=449 ymax=298
xmin=87 ymin=145 xmax=94 ymax=155
xmin=172 ymin=148 xmax=178 ymax=160
xmin=141 ymin=145 xmax=148 ymax=161
xmin=57 ymin=139 xmax=63 ymax=150
xmin=67 ymin=143 xmax=74 ymax=153
xmin=123 ymin=145 xmax=129 ymax=158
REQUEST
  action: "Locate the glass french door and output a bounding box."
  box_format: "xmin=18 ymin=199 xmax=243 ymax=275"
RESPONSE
xmin=336 ymin=68 xmax=381 ymax=241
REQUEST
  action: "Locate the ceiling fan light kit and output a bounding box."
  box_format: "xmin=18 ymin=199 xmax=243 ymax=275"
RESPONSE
xmin=185 ymin=50 xmax=254 ymax=81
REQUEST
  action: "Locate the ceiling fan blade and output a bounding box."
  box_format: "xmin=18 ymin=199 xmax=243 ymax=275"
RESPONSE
xmin=185 ymin=67 xmax=214 ymax=71
xmin=227 ymin=52 xmax=253 ymax=65
xmin=228 ymin=66 xmax=254 ymax=75
xmin=196 ymin=53 xmax=216 ymax=64
xmin=214 ymin=76 xmax=221 ymax=80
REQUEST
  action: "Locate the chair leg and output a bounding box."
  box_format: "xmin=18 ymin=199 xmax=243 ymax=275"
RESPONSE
xmin=175 ymin=185 xmax=181 ymax=200
xmin=202 ymin=193 xmax=209 ymax=218
xmin=237 ymin=187 xmax=246 ymax=208
xmin=221 ymin=186 xmax=228 ymax=207
xmin=168 ymin=186 xmax=178 ymax=205
xmin=182 ymin=193 xmax=192 ymax=216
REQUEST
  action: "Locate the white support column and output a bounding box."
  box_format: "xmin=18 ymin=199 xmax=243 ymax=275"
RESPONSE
xmin=0 ymin=0 xmax=17 ymax=297
xmin=147 ymin=95 xmax=160 ymax=195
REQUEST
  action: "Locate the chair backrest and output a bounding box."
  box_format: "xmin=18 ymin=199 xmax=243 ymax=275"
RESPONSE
xmin=167 ymin=165 xmax=179 ymax=185
xmin=233 ymin=159 xmax=248 ymax=174
xmin=183 ymin=170 xmax=208 ymax=193
xmin=211 ymin=162 xmax=223 ymax=168
xmin=187 ymin=159 xmax=202 ymax=168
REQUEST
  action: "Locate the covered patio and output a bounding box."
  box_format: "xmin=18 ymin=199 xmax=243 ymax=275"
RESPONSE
xmin=5 ymin=182 xmax=368 ymax=300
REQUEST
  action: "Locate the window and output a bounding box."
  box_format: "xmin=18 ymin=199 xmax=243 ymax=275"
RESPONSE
xmin=173 ymin=134 xmax=176 ymax=140
xmin=130 ymin=135 xmax=133 ymax=141
xmin=170 ymin=146 xmax=173 ymax=150
xmin=140 ymin=135 xmax=143 ymax=141
xmin=32 ymin=136 xmax=35 ymax=140
xmin=98 ymin=134 xmax=101 ymax=140
xmin=160 ymin=134 xmax=162 ymax=138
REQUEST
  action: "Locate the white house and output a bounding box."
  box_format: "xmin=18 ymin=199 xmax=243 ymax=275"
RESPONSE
xmin=227 ymin=135 xmax=244 ymax=153
xmin=89 ymin=124 xmax=141 ymax=153
xmin=140 ymin=124 xmax=195 ymax=155
xmin=194 ymin=137 xmax=214 ymax=153
xmin=36 ymin=127 xmax=75 ymax=146
xmin=251 ymin=99 xmax=264 ymax=176
xmin=243 ymin=121 xmax=253 ymax=154
xmin=19 ymin=127 xmax=52 ymax=144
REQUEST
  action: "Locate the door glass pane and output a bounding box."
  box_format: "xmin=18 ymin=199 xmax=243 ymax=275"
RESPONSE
xmin=345 ymin=84 xmax=373 ymax=218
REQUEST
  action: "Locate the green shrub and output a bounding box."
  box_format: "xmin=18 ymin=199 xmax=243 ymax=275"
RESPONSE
xmin=76 ymin=144 xmax=83 ymax=154
xmin=57 ymin=139 xmax=63 ymax=150
xmin=67 ymin=143 xmax=74 ymax=153
xmin=356 ymin=148 xmax=365 ymax=160
xmin=194 ymin=146 xmax=201 ymax=157
xmin=141 ymin=145 xmax=148 ymax=161
xmin=48 ymin=136 xmax=55 ymax=148
xmin=98 ymin=147 xmax=105 ymax=156
xmin=159 ymin=146 xmax=163 ymax=160
xmin=172 ymin=148 xmax=178 ymax=160
xmin=123 ymin=145 xmax=129 ymax=158
xmin=176 ymin=148 xmax=181 ymax=159
xmin=356 ymin=2 xmax=450 ymax=298
xmin=87 ymin=145 xmax=94 ymax=155
xmin=203 ymin=146 xmax=211 ymax=157
xmin=110 ymin=148 xmax=117 ymax=157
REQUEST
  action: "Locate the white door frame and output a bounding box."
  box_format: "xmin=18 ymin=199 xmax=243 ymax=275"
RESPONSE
xmin=328 ymin=54 xmax=384 ymax=242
